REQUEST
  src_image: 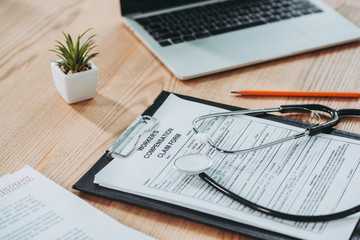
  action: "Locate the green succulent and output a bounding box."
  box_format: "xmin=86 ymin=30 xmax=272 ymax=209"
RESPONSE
xmin=50 ymin=28 xmax=99 ymax=74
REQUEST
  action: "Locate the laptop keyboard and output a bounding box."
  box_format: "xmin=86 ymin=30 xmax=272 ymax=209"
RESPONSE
xmin=135 ymin=0 xmax=323 ymax=47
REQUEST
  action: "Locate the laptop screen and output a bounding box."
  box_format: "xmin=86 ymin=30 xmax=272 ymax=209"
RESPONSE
xmin=120 ymin=0 xmax=208 ymax=16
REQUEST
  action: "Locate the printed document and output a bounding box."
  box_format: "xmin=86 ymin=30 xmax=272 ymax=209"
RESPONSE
xmin=0 ymin=166 xmax=154 ymax=240
xmin=95 ymin=94 xmax=360 ymax=240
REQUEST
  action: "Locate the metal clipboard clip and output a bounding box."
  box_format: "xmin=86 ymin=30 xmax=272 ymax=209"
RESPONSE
xmin=107 ymin=115 xmax=158 ymax=158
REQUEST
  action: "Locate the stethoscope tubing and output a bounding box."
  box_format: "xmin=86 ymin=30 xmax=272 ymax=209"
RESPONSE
xmin=199 ymin=172 xmax=360 ymax=222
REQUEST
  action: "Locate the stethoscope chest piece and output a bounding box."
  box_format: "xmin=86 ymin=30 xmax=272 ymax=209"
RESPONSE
xmin=173 ymin=154 xmax=212 ymax=174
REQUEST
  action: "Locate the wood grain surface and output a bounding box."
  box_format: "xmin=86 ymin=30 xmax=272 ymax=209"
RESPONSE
xmin=0 ymin=0 xmax=359 ymax=239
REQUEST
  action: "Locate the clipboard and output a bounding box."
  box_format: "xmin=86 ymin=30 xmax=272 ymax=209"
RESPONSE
xmin=73 ymin=91 xmax=360 ymax=240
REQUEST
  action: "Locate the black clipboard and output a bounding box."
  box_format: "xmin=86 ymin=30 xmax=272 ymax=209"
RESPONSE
xmin=73 ymin=91 xmax=360 ymax=240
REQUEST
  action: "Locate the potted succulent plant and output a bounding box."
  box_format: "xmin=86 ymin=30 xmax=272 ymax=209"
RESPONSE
xmin=50 ymin=28 xmax=99 ymax=104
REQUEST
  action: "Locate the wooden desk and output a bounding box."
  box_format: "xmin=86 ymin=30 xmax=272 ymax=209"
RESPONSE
xmin=1 ymin=0 xmax=359 ymax=239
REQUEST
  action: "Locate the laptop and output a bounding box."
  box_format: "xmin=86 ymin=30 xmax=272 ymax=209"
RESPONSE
xmin=120 ymin=0 xmax=360 ymax=80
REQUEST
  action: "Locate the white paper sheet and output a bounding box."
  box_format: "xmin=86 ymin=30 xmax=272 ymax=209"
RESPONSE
xmin=0 ymin=173 xmax=11 ymax=182
xmin=95 ymin=94 xmax=360 ymax=240
xmin=0 ymin=166 xmax=154 ymax=240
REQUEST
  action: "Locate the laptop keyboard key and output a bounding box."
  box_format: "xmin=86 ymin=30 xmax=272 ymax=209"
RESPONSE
xmin=195 ymin=32 xmax=211 ymax=39
xmin=159 ymin=40 xmax=172 ymax=46
xmin=183 ymin=35 xmax=196 ymax=41
xmin=149 ymin=29 xmax=170 ymax=36
xmin=171 ymin=37 xmax=184 ymax=44
xmin=311 ymin=7 xmax=323 ymax=13
xmin=289 ymin=10 xmax=302 ymax=17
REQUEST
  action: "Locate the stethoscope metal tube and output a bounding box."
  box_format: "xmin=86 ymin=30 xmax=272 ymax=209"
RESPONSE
xmin=192 ymin=106 xmax=320 ymax=154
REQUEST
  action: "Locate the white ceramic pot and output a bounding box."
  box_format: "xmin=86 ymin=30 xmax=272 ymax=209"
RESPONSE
xmin=51 ymin=60 xmax=98 ymax=104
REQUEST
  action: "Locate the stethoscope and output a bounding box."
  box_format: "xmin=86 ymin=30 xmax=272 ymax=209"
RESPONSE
xmin=173 ymin=104 xmax=360 ymax=222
